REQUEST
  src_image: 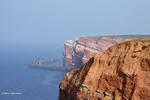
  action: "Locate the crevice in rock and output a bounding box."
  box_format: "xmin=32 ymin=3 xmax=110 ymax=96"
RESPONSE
xmin=121 ymin=75 xmax=127 ymax=100
xmin=129 ymin=83 xmax=136 ymax=100
xmin=112 ymin=92 xmax=115 ymax=100
xmin=116 ymin=56 xmax=121 ymax=73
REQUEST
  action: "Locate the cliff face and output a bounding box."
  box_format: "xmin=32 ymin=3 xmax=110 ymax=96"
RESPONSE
xmin=59 ymin=40 xmax=150 ymax=100
xmin=62 ymin=40 xmax=73 ymax=68
xmin=63 ymin=36 xmax=135 ymax=68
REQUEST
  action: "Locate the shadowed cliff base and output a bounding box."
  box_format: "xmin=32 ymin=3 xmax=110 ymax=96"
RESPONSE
xmin=59 ymin=39 xmax=150 ymax=100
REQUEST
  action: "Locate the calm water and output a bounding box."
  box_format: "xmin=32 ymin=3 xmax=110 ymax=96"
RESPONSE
xmin=0 ymin=43 xmax=65 ymax=100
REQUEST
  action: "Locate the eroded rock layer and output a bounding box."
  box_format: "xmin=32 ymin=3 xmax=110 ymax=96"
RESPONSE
xmin=59 ymin=40 xmax=150 ymax=100
xmin=63 ymin=36 xmax=136 ymax=68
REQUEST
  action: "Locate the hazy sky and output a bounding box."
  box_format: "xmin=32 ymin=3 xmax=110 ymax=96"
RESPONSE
xmin=0 ymin=0 xmax=150 ymax=45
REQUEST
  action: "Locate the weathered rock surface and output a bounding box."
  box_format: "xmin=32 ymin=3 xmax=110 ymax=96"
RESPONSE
xmin=59 ymin=40 xmax=150 ymax=100
xmin=62 ymin=40 xmax=73 ymax=68
xmin=63 ymin=36 xmax=136 ymax=68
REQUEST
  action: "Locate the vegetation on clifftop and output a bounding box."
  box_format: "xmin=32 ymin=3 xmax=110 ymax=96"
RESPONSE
xmin=111 ymin=35 xmax=150 ymax=38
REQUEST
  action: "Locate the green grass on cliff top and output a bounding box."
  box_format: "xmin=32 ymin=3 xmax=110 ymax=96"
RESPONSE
xmin=110 ymin=35 xmax=150 ymax=38
xmin=132 ymin=39 xmax=150 ymax=42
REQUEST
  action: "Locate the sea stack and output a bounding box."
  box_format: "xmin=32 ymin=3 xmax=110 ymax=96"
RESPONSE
xmin=59 ymin=40 xmax=150 ymax=100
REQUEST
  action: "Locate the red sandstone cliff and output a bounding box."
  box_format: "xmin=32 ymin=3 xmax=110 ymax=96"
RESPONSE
xmin=63 ymin=36 xmax=135 ymax=68
xmin=59 ymin=40 xmax=150 ymax=100
xmin=63 ymin=40 xmax=73 ymax=68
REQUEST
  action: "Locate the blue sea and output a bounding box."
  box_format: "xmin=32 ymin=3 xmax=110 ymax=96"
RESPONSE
xmin=0 ymin=43 xmax=65 ymax=100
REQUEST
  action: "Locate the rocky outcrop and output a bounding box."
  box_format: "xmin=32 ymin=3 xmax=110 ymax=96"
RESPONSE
xmin=59 ymin=40 xmax=150 ymax=100
xmin=63 ymin=36 xmax=136 ymax=68
xmin=62 ymin=40 xmax=73 ymax=68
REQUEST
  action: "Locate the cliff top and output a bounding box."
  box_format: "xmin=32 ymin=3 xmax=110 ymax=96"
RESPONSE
xmin=76 ymin=35 xmax=150 ymax=44
xmin=79 ymin=35 xmax=150 ymax=39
